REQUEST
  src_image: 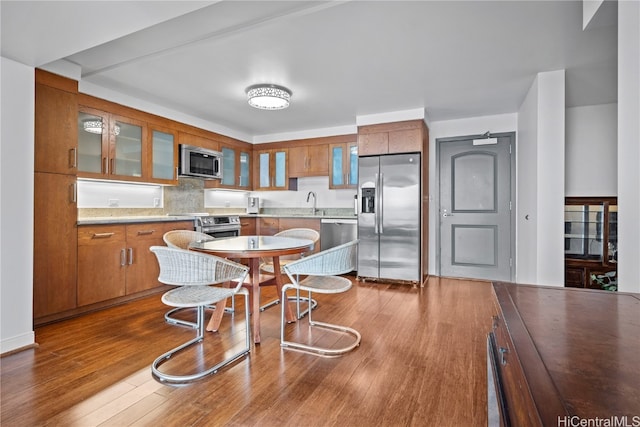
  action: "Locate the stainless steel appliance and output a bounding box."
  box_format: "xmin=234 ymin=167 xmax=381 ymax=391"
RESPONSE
xmin=179 ymin=144 xmax=222 ymax=179
xmin=247 ymin=196 xmax=259 ymax=214
xmin=192 ymin=213 xmax=241 ymax=238
xmin=321 ymin=218 xmax=357 ymax=251
xmin=357 ymin=153 xmax=421 ymax=282
xmin=321 ymin=218 xmax=357 ymax=272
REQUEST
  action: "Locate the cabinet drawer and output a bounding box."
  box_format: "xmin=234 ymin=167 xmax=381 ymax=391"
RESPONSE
xmin=126 ymin=223 xmax=163 ymax=241
xmin=78 ymin=225 xmax=126 ymax=245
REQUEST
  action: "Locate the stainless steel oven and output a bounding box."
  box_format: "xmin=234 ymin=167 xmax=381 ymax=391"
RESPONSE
xmin=193 ymin=214 xmax=241 ymax=238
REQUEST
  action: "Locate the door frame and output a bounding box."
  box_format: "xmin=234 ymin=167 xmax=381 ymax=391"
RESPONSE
xmin=435 ymin=132 xmax=516 ymax=281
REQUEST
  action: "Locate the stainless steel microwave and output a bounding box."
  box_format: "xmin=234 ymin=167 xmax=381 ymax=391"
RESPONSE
xmin=179 ymin=144 xmax=222 ymax=179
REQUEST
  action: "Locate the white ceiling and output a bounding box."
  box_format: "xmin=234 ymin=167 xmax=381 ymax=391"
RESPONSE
xmin=1 ymin=1 xmax=618 ymax=141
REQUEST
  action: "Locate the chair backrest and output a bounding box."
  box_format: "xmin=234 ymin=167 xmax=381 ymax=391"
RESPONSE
xmin=150 ymin=246 xmax=249 ymax=292
xmin=163 ymin=230 xmax=214 ymax=250
xmin=274 ymin=228 xmax=320 ymax=260
xmin=283 ymin=240 xmax=358 ymax=278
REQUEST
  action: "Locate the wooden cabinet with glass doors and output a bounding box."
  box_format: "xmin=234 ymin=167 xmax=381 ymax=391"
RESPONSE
xmin=564 ymin=197 xmax=617 ymax=290
xmin=329 ymin=141 xmax=358 ymax=188
xmin=254 ymin=148 xmax=289 ymax=190
xmin=78 ymin=103 xmax=178 ymax=184
xmin=78 ymin=107 xmax=147 ymax=180
xmin=206 ymin=142 xmax=252 ymax=190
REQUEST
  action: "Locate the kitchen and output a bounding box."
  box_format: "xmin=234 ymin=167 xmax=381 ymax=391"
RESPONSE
xmin=51 ymin=81 xmax=428 ymax=326
xmin=1 ymin=2 xmax=640 ymax=424
xmin=4 ymin=2 xmax=637 ymax=352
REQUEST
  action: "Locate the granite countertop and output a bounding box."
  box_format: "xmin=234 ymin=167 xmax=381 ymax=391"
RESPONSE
xmin=77 ymin=215 xmax=196 ymax=225
xmin=77 ymin=210 xmax=357 ymax=225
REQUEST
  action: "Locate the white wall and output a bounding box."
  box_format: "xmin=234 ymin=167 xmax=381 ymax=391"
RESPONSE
xmin=536 ymin=70 xmax=566 ymax=286
xmin=516 ymin=79 xmax=539 ymax=284
xmin=0 ymin=57 xmax=35 ymax=353
xmin=565 ymin=104 xmax=617 ymax=196
xmin=517 ymin=70 xmax=566 ymax=286
xmin=428 ymin=113 xmax=518 ymax=276
xmin=617 ymin=0 xmax=640 ymax=293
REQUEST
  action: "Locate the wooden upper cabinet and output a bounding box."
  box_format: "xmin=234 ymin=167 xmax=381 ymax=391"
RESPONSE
xmin=388 ymin=128 xmax=422 ymax=153
xmin=179 ymin=132 xmax=220 ymax=152
xmin=206 ymin=143 xmax=252 ymax=190
xmin=358 ymin=132 xmax=389 ymax=156
xmin=289 ymin=144 xmax=328 ymax=177
xmin=77 ymin=107 xmax=148 ymax=181
xmin=149 ymin=126 xmax=178 ymax=184
xmin=254 ymin=148 xmax=289 ymax=190
xmin=35 ymin=74 xmax=78 ymax=175
xmin=329 ymin=142 xmax=358 ymax=189
xmin=358 ymin=120 xmax=426 ymax=156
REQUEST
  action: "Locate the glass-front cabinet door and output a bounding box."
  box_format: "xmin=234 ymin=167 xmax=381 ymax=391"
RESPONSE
xmin=110 ymin=115 xmax=144 ymax=178
xmin=78 ymin=109 xmax=108 ymax=175
xmin=78 ymin=108 xmax=147 ymax=181
xmin=329 ymin=142 xmax=358 ymax=188
xmin=239 ymin=151 xmax=250 ymax=188
xmin=255 ymin=148 xmax=288 ymax=190
xmin=151 ymin=128 xmax=176 ymax=182
xmin=212 ymin=146 xmax=251 ymax=189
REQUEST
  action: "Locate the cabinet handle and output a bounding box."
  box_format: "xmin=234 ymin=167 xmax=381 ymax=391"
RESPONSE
xmin=492 ymin=315 xmax=499 ymax=329
xmin=499 ymin=347 xmax=509 ymax=365
xmin=92 ymin=232 xmax=115 ymax=239
xmin=69 ymin=182 xmax=77 ymax=204
xmin=103 ymin=157 xmax=108 ymax=174
xmin=120 ymin=248 xmax=126 ymax=266
xmin=128 ymin=248 xmax=134 ymax=265
xmin=69 ymin=148 xmax=77 ymax=168
xmin=110 ymin=158 xmax=114 ymax=175
xmin=136 ymin=230 xmax=155 ymax=236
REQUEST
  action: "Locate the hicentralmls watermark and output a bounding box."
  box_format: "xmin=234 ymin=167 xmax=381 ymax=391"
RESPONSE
xmin=557 ymin=416 xmax=640 ymax=427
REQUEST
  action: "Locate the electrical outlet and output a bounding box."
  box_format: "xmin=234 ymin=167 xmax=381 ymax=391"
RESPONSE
xmin=153 ymin=198 xmax=160 ymax=207
xmin=108 ymin=199 xmax=119 ymax=207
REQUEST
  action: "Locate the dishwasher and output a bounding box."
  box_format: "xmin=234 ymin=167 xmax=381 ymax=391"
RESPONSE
xmin=320 ymin=218 xmax=357 ymax=252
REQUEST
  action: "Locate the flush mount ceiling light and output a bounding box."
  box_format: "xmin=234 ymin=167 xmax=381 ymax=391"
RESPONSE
xmin=82 ymin=119 xmax=120 ymax=135
xmin=246 ymin=84 xmax=292 ymax=110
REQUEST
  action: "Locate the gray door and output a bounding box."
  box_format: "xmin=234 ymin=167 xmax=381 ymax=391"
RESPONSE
xmin=438 ymin=134 xmax=514 ymax=281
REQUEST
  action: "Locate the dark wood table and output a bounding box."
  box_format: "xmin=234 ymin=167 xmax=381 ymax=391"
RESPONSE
xmin=190 ymin=235 xmax=315 ymax=344
xmin=488 ymin=282 xmax=640 ymax=426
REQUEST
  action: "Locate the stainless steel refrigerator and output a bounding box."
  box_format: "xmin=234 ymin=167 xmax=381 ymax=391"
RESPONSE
xmin=357 ymin=153 xmax=421 ymax=282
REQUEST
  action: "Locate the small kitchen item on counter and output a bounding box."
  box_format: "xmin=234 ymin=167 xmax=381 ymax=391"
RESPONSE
xmin=247 ymin=196 xmax=259 ymax=214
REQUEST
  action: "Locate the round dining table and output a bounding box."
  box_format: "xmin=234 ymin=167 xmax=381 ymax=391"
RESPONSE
xmin=189 ymin=235 xmax=315 ymax=344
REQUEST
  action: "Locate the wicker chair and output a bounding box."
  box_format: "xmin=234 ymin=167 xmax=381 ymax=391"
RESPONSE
xmin=163 ymin=229 xmax=214 ymax=249
xmin=281 ymin=240 xmax=361 ymax=357
xmin=162 ymin=230 xmax=232 ymax=326
xmin=259 ymin=228 xmax=320 ymax=317
xmin=149 ymin=246 xmax=250 ymax=384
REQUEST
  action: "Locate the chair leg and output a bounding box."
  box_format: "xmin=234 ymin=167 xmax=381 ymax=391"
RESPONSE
xmin=280 ymin=285 xmax=360 ymax=357
xmin=164 ymin=305 xmax=216 ymax=329
xmin=152 ymin=290 xmax=251 ymax=385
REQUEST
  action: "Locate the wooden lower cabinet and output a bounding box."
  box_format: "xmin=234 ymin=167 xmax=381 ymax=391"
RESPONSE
xmin=33 ymin=172 xmax=78 ymax=319
xmin=77 ymin=220 xmax=193 ymax=307
xmin=240 ymin=217 xmax=257 ymax=235
xmin=78 ymin=224 xmax=127 ymax=306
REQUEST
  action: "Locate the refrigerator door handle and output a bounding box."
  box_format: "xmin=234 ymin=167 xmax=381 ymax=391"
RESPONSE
xmin=374 ymin=173 xmax=380 ymax=234
xmin=379 ymin=172 xmax=384 ymax=234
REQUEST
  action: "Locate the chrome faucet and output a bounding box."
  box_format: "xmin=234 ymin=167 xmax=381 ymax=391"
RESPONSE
xmin=306 ymin=191 xmax=317 ymax=215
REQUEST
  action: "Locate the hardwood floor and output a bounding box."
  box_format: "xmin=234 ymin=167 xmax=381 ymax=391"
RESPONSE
xmin=1 ymin=276 xmax=495 ymax=426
